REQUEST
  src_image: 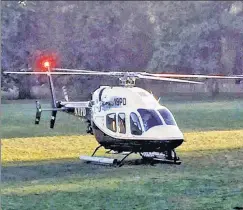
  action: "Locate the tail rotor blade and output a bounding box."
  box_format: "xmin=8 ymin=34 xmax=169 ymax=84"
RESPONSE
xmin=35 ymin=101 xmax=42 ymax=124
xmin=50 ymin=110 xmax=57 ymax=128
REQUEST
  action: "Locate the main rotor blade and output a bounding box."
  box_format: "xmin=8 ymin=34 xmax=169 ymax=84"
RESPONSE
xmin=6 ymin=70 xmax=238 ymax=83
xmin=53 ymin=68 xmax=145 ymax=75
xmin=53 ymin=68 xmax=101 ymax=73
xmin=3 ymin=71 xmax=118 ymax=76
xmin=141 ymin=73 xmax=243 ymax=79
xmin=138 ymin=74 xmax=204 ymax=84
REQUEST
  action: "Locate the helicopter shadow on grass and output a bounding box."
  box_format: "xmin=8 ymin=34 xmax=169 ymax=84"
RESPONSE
xmin=3 ymin=148 xmax=243 ymax=183
xmin=2 ymin=157 xmax=170 ymax=183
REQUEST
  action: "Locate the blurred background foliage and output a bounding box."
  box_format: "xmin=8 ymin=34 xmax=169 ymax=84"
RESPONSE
xmin=1 ymin=1 xmax=243 ymax=99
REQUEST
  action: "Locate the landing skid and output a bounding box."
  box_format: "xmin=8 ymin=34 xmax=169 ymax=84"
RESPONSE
xmin=80 ymin=145 xmax=133 ymax=167
xmin=140 ymin=150 xmax=181 ymax=165
xmin=80 ymin=146 xmax=181 ymax=167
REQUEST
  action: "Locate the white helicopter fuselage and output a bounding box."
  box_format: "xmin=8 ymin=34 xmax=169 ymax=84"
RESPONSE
xmin=90 ymin=86 xmax=184 ymax=153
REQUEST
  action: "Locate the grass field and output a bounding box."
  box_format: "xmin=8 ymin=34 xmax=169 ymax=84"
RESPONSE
xmin=1 ymin=98 xmax=243 ymax=210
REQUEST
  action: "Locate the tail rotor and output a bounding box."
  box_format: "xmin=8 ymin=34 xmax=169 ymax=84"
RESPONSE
xmin=50 ymin=110 xmax=57 ymax=128
xmin=35 ymin=101 xmax=42 ymax=124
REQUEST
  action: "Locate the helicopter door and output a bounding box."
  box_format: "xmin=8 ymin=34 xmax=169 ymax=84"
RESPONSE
xmin=117 ymin=113 xmax=126 ymax=134
xmin=130 ymin=112 xmax=142 ymax=135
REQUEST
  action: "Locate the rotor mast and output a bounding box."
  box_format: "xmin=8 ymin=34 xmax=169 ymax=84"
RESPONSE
xmin=118 ymin=72 xmax=137 ymax=87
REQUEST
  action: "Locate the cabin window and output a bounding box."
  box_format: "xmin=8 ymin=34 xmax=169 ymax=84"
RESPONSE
xmin=137 ymin=109 xmax=163 ymax=131
xmin=106 ymin=113 xmax=116 ymax=132
xmin=118 ymin=113 xmax=126 ymax=134
xmin=130 ymin=112 xmax=142 ymax=135
xmin=158 ymin=109 xmax=176 ymax=125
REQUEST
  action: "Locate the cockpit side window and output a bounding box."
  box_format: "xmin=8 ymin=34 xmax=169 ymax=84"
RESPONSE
xmin=118 ymin=113 xmax=126 ymax=134
xmin=106 ymin=113 xmax=116 ymax=132
xmin=130 ymin=112 xmax=142 ymax=135
xmin=158 ymin=109 xmax=176 ymax=125
xmin=137 ymin=109 xmax=163 ymax=131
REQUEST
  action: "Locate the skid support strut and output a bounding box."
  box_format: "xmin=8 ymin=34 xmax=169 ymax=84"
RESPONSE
xmin=117 ymin=152 xmax=133 ymax=167
xmin=164 ymin=149 xmax=181 ymax=165
xmin=80 ymin=146 xmax=133 ymax=167
xmin=140 ymin=150 xmax=181 ymax=165
xmin=91 ymin=145 xmax=102 ymax=156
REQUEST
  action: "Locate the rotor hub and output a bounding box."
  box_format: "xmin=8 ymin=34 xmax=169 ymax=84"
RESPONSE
xmin=119 ymin=76 xmax=136 ymax=87
xmin=119 ymin=72 xmax=138 ymax=87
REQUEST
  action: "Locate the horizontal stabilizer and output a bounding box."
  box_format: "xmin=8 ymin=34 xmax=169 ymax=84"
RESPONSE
xmin=60 ymin=101 xmax=91 ymax=108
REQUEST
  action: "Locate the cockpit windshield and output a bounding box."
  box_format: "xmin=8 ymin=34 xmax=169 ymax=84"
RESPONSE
xmin=137 ymin=109 xmax=163 ymax=131
xmin=158 ymin=109 xmax=176 ymax=125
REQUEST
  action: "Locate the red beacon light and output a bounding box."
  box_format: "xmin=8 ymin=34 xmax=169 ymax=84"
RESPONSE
xmin=35 ymin=53 xmax=58 ymax=72
xmin=43 ymin=61 xmax=50 ymax=68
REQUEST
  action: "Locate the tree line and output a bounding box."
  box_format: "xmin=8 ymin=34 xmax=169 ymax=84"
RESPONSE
xmin=1 ymin=1 xmax=243 ymax=99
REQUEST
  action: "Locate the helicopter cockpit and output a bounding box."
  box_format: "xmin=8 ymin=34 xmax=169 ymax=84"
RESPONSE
xmin=105 ymin=108 xmax=177 ymax=136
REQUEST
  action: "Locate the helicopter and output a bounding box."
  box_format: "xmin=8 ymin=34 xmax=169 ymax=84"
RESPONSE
xmin=4 ymin=60 xmax=243 ymax=166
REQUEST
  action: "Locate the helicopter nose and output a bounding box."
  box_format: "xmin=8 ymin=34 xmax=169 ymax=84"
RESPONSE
xmin=143 ymin=125 xmax=183 ymax=140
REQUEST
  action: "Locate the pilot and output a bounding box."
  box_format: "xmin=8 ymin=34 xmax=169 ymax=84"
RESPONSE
xmin=130 ymin=117 xmax=142 ymax=135
xmin=142 ymin=113 xmax=152 ymax=131
xmin=131 ymin=122 xmax=141 ymax=135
